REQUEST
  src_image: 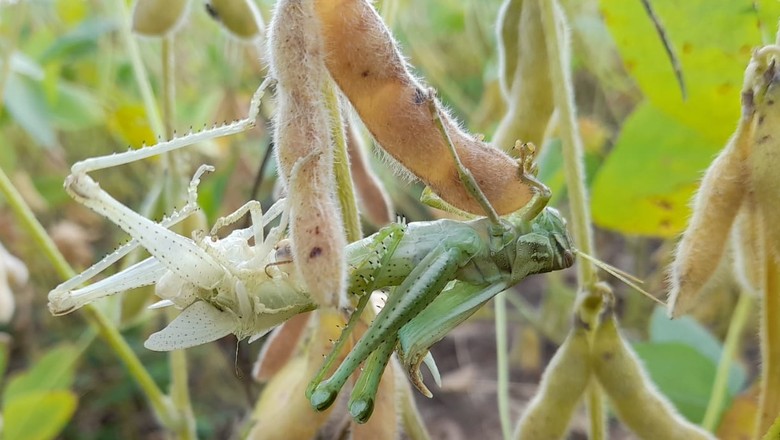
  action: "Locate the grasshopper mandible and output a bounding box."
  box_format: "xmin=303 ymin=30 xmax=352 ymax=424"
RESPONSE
xmin=306 ymin=96 xmax=577 ymax=423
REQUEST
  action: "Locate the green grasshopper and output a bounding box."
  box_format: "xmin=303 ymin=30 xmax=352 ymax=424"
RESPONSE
xmin=306 ymin=95 xmax=576 ymax=423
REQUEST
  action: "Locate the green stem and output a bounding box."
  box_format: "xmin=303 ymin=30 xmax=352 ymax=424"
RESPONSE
xmin=160 ymin=34 xmax=196 ymax=440
xmin=539 ymin=1 xmax=597 ymax=293
xmin=540 ymin=2 xmax=604 ymax=438
xmin=586 ymin=381 xmax=606 ymax=440
xmin=495 ymin=292 xmax=512 ymax=440
xmin=399 ymin=379 xmax=432 ymax=440
xmin=323 ymin=80 xmax=362 ymax=242
xmin=0 ymin=166 xmax=177 ymax=429
xmin=113 ymin=0 xmax=165 ymax=138
xmin=702 ymin=291 xmax=753 ymax=431
xmin=162 ymin=36 xmax=175 ymax=139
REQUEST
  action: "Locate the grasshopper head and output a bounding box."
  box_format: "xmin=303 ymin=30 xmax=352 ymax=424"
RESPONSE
xmin=535 ymin=207 xmax=576 ymax=270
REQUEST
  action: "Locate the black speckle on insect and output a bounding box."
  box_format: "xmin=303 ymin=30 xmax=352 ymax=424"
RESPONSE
xmin=309 ymin=247 xmax=323 ymax=258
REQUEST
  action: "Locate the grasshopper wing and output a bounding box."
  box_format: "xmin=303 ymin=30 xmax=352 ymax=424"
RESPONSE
xmin=144 ymin=301 xmax=235 ymax=351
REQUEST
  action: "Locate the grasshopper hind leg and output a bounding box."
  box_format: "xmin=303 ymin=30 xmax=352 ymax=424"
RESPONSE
xmin=347 ymin=336 xmax=397 ymax=423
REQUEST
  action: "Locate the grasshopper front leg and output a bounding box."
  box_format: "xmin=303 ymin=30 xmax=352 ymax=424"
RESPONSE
xmin=309 ymin=234 xmax=482 ymax=412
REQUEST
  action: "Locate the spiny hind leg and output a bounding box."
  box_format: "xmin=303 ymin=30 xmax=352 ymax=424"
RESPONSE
xmin=309 ymin=244 xmax=464 ymax=412
xmin=427 ymin=89 xmax=502 ymax=227
xmin=68 ymin=78 xmax=272 ymax=176
xmin=347 ymin=336 xmax=397 ymax=423
xmin=305 ymin=223 xmax=406 ymax=399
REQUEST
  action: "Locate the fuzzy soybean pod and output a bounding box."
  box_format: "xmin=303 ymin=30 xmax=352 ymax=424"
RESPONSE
xmin=592 ymin=314 xmax=715 ymax=440
xmin=206 ymin=0 xmax=264 ymax=40
xmin=492 ymin=0 xmax=554 ymax=148
xmin=513 ymin=323 xmax=590 ymax=439
xmin=747 ymin=60 xmax=780 ymax=259
xmin=313 ymin=0 xmax=535 ymax=216
xmin=668 ymin=93 xmax=754 ymax=318
xmin=496 ymin=0 xmax=523 ymax=96
xmin=269 ymin=0 xmax=346 ymax=307
xmin=131 ymin=0 xmax=190 ymax=37
xmin=249 ymin=311 xmax=343 ymax=440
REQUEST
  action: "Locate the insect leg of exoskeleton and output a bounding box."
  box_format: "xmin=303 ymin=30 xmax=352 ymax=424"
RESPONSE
xmin=49 ymin=257 xmax=169 ymax=315
xmin=310 ymin=243 xmax=465 ymax=412
xmin=66 ymin=166 xmax=227 ymax=291
xmin=48 ymin=165 xmax=213 ymax=314
xmin=305 ymin=223 xmax=406 ymax=399
xmin=426 ymin=89 xmax=502 ymax=228
xmin=398 ymin=280 xmax=509 ymax=396
xmin=510 ymin=141 xmax=552 ymax=223
xmin=69 ymin=78 xmax=272 ymax=176
xmin=347 ymin=335 xmax=397 ymax=423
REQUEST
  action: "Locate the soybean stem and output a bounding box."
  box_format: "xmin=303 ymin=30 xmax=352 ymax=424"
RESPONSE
xmin=323 ymin=80 xmax=362 ymax=243
xmin=702 ymin=291 xmax=753 ymax=431
xmin=161 ymin=34 xmax=197 ymax=440
xmin=0 ymin=166 xmax=177 ymax=429
xmin=540 ymin=2 xmax=604 ymax=438
xmin=495 ymin=292 xmax=512 ymax=440
xmin=539 ymin=0 xmax=597 ymax=292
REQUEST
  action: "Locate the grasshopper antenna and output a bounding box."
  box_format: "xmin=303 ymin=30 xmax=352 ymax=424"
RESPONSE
xmin=575 ymin=250 xmax=666 ymax=307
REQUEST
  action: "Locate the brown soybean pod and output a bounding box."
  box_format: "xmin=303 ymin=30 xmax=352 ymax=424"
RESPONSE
xmin=313 ymin=0 xmax=535 ymax=216
xmin=249 ymin=310 xmax=344 ymax=440
xmin=668 ymin=95 xmax=754 ymax=317
xmin=513 ymin=325 xmax=590 ymax=439
xmin=269 ymin=0 xmax=346 ymax=307
xmin=592 ymin=315 xmax=715 ymax=440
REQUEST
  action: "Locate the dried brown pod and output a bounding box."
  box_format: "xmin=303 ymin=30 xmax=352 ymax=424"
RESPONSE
xmin=668 ymin=91 xmax=754 ymax=317
xmin=314 ymin=0 xmax=535 ymax=216
xmin=269 ymin=0 xmax=346 ymax=307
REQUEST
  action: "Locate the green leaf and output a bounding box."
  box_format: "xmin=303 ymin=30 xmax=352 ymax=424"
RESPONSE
xmin=600 ymin=0 xmax=778 ymax=143
xmin=3 ymin=344 xmax=79 ymax=404
xmin=648 ymin=307 xmax=746 ymax=394
xmin=633 ymin=342 xmax=716 ymax=423
xmin=48 ymin=81 xmax=104 ymax=131
xmin=591 ymin=102 xmax=714 ymax=236
xmin=3 ymin=390 xmax=77 ymax=440
xmin=39 ymin=18 xmax=117 ymax=63
xmin=3 ymin=73 xmax=57 ymax=149
xmin=595 ymin=0 xmax=780 ymax=236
